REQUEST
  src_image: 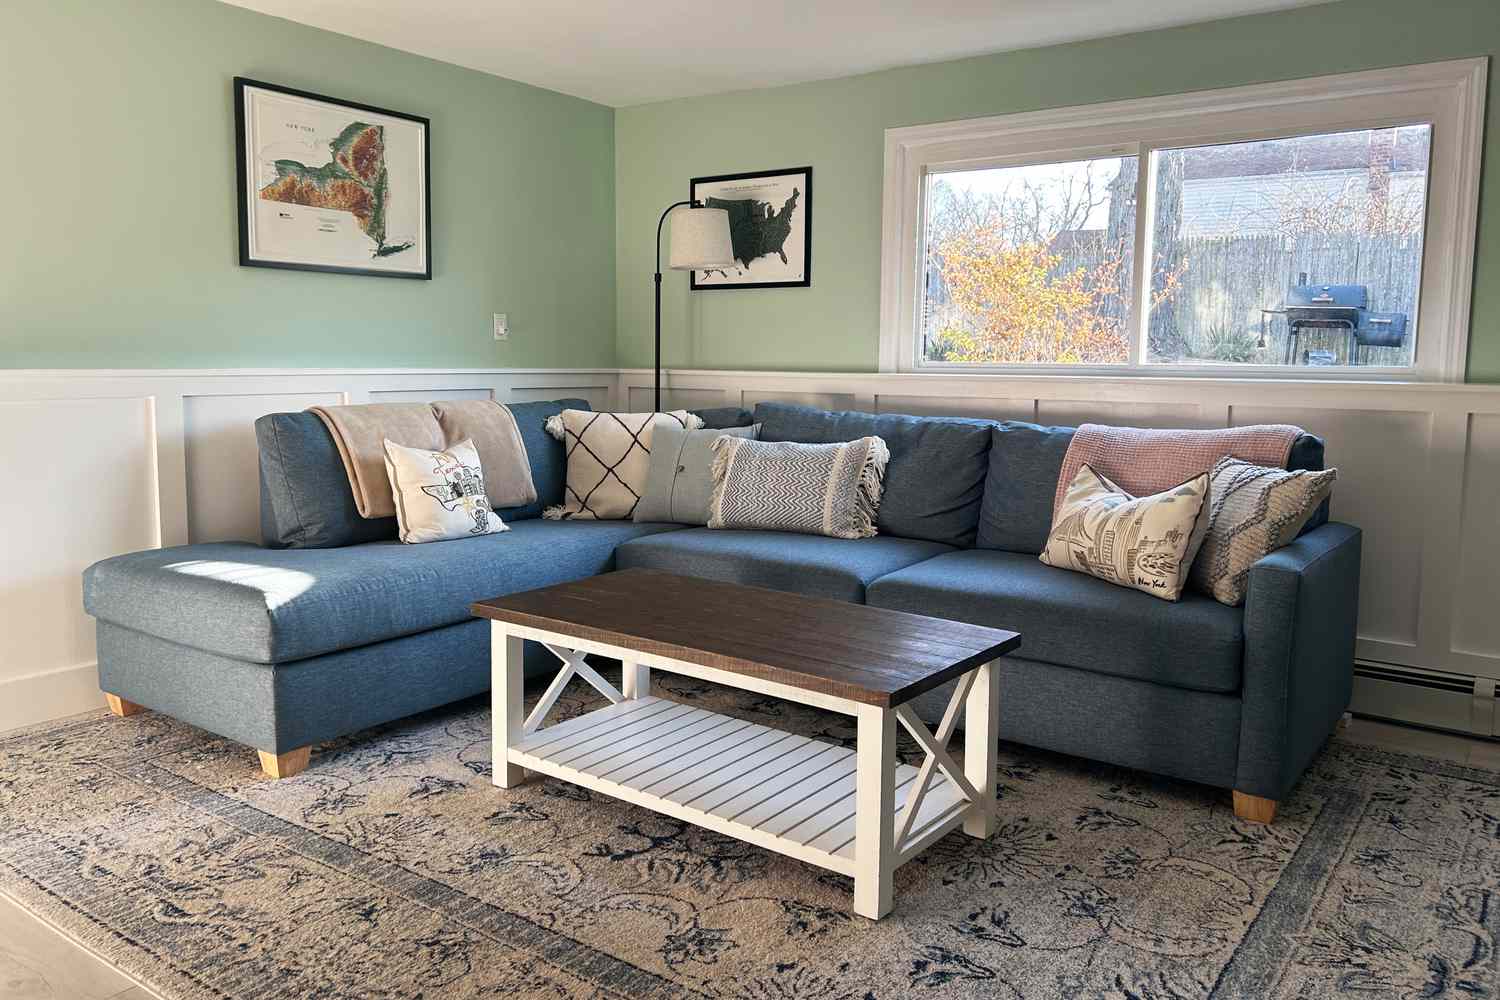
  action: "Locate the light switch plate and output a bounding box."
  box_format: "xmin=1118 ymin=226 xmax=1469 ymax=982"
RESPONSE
xmin=493 ymin=313 xmax=509 ymax=341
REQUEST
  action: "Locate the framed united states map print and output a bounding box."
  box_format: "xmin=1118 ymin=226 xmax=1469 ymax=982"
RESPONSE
xmin=690 ymin=166 xmax=811 ymax=290
xmin=235 ymin=78 xmax=431 ymax=279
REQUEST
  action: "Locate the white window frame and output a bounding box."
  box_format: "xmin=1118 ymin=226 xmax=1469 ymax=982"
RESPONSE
xmin=878 ymin=59 xmax=1486 ymax=382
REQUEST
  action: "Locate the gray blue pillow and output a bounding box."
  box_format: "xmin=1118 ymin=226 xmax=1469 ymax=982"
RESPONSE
xmin=635 ymin=423 xmax=758 ymax=525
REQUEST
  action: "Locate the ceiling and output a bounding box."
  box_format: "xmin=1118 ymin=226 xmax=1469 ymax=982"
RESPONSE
xmin=222 ymin=0 xmax=1329 ymax=107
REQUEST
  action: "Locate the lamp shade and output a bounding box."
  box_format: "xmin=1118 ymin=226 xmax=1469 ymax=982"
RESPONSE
xmin=668 ymin=207 xmax=734 ymax=270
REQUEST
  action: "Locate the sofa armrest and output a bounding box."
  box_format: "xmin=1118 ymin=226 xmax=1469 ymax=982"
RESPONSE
xmin=1236 ymin=521 xmax=1362 ymax=800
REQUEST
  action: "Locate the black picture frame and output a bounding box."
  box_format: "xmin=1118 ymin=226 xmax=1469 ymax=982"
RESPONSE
xmin=690 ymin=166 xmax=812 ymax=290
xmin=234 ymin=77 xmax=432 ymax=279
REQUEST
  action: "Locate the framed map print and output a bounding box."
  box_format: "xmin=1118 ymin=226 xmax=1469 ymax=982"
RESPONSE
xmin=235 ymin=78 xmax=431 ymax=279
xmin=690 ymin=167 xmax=811 ymax=289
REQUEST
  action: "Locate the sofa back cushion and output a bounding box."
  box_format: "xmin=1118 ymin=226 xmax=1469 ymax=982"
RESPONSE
xmin=257 ymin=397 xmax=589 ymax=548
xmin=498 ymin=398 xmax=591 ymax=521
xmin=976 ymin=420 xmax=1328 ymax=554
xmin=752 ymin=402 xmax=992 ymax=547
xmin=257 ymin=411 xmax=398 ymax=549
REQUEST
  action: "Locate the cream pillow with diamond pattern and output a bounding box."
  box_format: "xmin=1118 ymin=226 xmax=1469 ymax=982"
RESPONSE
xmin=543 ymin=409 xmax=702 ymax=520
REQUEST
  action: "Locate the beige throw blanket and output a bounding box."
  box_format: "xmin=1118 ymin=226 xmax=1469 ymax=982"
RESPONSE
xmin=1052 ymin=422 xmax=1301 ymax=520
xmin=310 ymin=401 xmax=536 ymax=519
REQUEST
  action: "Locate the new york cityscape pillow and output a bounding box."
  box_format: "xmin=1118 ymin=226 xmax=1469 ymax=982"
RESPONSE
xmin=1041 ymin=464 xmax=1210 ymax=601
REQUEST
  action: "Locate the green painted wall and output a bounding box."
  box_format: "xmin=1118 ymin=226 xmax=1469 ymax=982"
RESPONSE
xmin=0 ymin=0 xmax=616 ymax=369
xmin=616 ymin=0 xmax=1500 ymax=381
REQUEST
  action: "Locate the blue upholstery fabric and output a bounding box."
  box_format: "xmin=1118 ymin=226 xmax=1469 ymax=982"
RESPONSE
xmin=692 ymin=406 xmax=755 ymax=428
xmin=83 ymin=519 xmax=684 ymax=664
xmin=975 ymin=421 xmax=1077 ymax=554
xmin=1287 ymin=432 xmax=1331 ymax=532
xmin=493 ymin=398 xmax=591 ymax=522
xmin=616 ymin=528 xmax=952 ymax=603
xmin=867 ymin=549 xmax=1244 ymax=694
xmin=752 ymin=402 xmax=993 ymax=547
xmin=906 ymin=656 xmax=1242 ymax=790
xmin=1237 ymin=522 xmax=1361 ymax=799
xmin=96 ymin=618 xmax=495 ymax=753
xmin=256 ymin=412 xmax=398 ymax=549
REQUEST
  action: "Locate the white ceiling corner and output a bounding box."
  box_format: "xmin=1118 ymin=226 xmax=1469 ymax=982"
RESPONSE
xmin=220 ymin=0 xmax=1333 ymax=107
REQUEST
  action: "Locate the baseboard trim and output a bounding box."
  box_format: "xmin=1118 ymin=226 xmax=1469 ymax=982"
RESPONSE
xmin=0 ymin=662 xmax=104 ymax=735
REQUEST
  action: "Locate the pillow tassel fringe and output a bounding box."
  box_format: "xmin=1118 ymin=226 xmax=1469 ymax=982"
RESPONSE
xmin=705 ymin=434 xmax=736 ymax=528
xmin=852 ymin=437 xmax=890 ymax=539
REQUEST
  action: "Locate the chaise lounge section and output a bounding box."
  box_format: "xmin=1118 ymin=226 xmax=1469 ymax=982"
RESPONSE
xmin=81 ymin=399 xmax=1360 ymax=823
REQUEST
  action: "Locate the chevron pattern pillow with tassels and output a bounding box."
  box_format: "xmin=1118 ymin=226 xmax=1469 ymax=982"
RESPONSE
xmin=706 ymin=435 xmax=889 ymax=539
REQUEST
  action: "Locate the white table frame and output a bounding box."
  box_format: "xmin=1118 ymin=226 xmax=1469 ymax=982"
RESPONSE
xmin=489 ymin=620 xmax=1000 ymax=920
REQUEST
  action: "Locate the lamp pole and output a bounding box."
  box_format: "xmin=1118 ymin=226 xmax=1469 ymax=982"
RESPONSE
xmin=654 ymin=199 xmax=698 ymax=412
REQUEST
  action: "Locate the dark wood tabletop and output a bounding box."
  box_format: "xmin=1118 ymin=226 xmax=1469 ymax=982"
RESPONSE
xmin=471 ymin=568 xmax=1020 ymax=708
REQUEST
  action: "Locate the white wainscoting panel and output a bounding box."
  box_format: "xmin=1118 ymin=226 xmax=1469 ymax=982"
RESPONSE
xmin=628 ymin=385 xmax=739 ymax=412
xmin=874 ymin=394 xmax=1035 ymax=421
xmin=369 ymin=388 xmax=495 ymax=403
xmin=1452 ymin=413 xmax=1500 ymax=659
xmin=1233 ymin=404 xmax=1434 ymax=653
xmin=1038 ymin=399 xmax=1213 ymax=430
xmin=0 ymin=396 xmax=159 ymax=731
xmin=184 ymin=392 xmax=344 ymax=544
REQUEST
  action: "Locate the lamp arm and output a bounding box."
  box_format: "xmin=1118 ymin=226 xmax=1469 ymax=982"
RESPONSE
xmin=653 ymin=198 xmax=698 ymax=412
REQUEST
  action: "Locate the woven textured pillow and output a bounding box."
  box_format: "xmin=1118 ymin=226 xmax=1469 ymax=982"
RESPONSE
xmin=707 ymin=435 xmax=890 ymax=539
xmin=1040 ymin=464 xmax=1210 ymax=601
xmin=543 ymin=409 xmax=702 ymax=520
xmin=382 ymin=438 xmax=509 ymax=544
xmin=1190 ymin=457 xmax=1338 ymax=606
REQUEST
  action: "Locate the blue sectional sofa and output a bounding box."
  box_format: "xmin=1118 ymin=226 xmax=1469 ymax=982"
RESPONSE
xmin=82 ymin=399 xmax=1360 ymax=821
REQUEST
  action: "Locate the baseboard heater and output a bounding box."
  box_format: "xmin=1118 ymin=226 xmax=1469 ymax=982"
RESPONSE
xmin=1351 ymin=659 xmax=1498 ymax=737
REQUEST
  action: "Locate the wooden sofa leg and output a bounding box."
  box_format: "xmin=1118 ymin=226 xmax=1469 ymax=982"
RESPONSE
xmin=1233 ymin=791 xmax=1277 ymax=824
xmin=105 ymin=694 xmax=144 ymax=717
xmin=258 ymin=748 xmax=311 ymax=779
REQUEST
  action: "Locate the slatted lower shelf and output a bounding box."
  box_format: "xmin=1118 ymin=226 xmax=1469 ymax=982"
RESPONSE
xmin=508 ymin=696 xmax=970 ymax=877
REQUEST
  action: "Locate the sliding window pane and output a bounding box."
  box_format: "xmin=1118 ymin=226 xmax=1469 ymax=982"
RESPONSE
xmin=1145 ymin=126 xmax=1429 ymax=367
xmin=921 ymin=155 xmax=1137 ymax=365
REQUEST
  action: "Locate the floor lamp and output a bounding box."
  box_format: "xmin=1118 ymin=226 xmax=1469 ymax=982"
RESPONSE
xmin=654 ymin=201 xmax=733 ymax=410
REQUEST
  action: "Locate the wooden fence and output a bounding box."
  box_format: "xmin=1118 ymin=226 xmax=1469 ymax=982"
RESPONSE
xmin=1155 ymin=233 xmax=1422 ymax=365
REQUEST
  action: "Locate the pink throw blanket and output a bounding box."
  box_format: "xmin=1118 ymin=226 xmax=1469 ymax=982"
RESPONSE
xmin=1052 ymin=423 xmax=1301 ymax=518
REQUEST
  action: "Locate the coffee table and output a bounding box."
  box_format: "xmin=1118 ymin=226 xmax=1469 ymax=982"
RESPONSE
xmin=470 ymin=568 xmax=1020 ymax=919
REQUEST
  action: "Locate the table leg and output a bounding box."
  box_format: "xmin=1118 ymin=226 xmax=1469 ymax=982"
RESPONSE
xmin=621 ymin=658 xmax=650 ymax=699
xmin=963 ymin=660 xmax=1000 ymax=839
xmin=853 ymin=703 xmax=895 ymax=920
xmin=491 ymin=622 xmax=527 ymax=788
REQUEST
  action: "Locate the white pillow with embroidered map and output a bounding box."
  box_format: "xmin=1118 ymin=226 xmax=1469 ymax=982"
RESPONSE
xmin=1040 ymin=463 xmax=1209 ymax=601
xmin=382 ymin=438 xmax=509 ymax=544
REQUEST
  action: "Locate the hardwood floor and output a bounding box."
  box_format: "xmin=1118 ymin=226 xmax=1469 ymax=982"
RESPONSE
xmin=0 ymin=714 xmax=1491 ymax=1000
xmin=0 ymin=894 xmax=153 ymax=999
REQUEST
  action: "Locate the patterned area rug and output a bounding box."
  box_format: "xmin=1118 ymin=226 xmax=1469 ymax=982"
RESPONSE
xmin=1 ymin=672 xmax=1496 ymax=1000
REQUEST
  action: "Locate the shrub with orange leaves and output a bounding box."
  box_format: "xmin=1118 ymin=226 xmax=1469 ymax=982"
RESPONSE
xmin=930 ymin=224 xmax=1130 ymax=365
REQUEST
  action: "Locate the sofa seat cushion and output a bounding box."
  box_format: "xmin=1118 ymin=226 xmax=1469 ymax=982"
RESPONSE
xmin=866 ymin=549 xmax=1244 ymax=694
xmin=614 ymin=528 xmax=952 ymax=603
xmin=83 ymin=520 xmax=685 ymax=664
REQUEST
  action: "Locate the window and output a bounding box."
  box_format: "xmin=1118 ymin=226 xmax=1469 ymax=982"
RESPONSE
xmin=882 ymin=61 xmax=1484 ymax=380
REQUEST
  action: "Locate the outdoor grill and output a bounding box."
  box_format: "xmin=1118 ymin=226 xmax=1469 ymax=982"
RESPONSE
xmin=1262 ymin=283 xmax=1408 ymax=365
